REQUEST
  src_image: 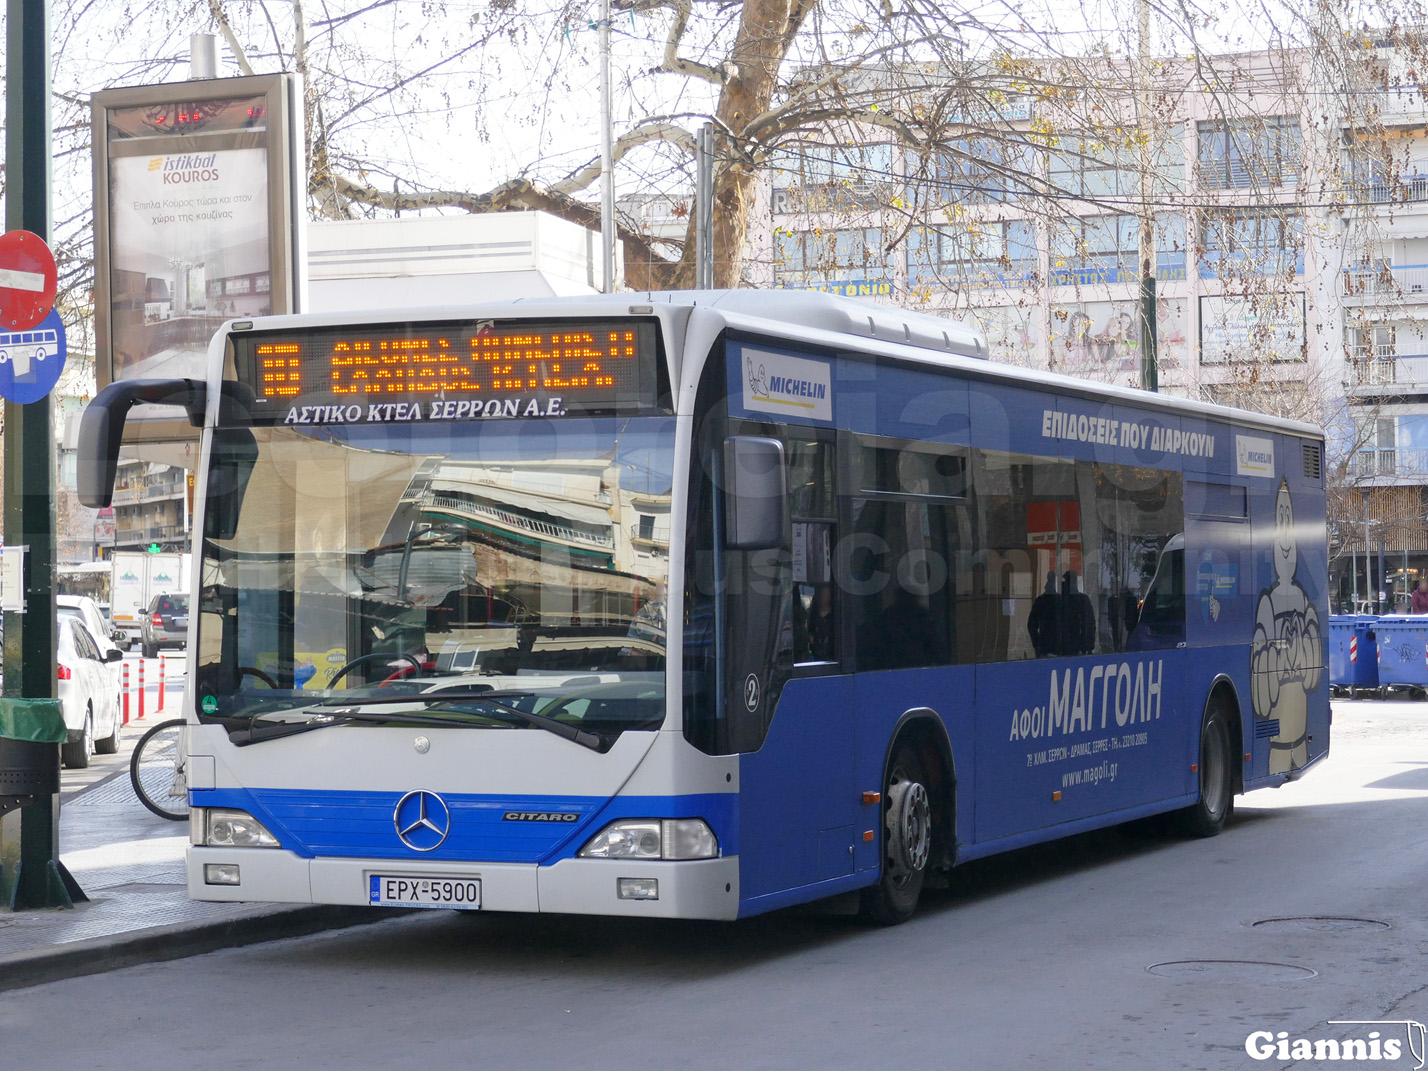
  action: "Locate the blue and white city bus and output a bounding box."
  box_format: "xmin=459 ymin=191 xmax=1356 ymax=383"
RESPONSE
xmin=78 ymin=290 xmax=1329 ymax=923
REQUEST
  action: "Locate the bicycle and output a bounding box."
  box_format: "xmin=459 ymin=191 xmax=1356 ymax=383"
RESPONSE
xmin=130 ymin=718 xmax=190 ymax=821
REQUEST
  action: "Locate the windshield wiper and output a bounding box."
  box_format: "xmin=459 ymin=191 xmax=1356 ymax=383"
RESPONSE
xmin=230 ymin=708 xmax=501 ymax=745
xmin=318 ymin=690 xmax=608 ymax=751
xmin=232 ymin=689 xmax=607 ymax=751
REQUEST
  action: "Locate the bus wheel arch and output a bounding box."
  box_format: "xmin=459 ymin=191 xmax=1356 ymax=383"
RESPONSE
xmin=1214 ymin=677 xmax=1246 ymax=797
xmin=1179 ymin=678 xmax=1240 ymax=837
xmin=860 ymin=709 xmax=956 ymax=925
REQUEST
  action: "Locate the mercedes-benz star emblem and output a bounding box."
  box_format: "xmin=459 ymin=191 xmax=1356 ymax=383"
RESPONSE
xmin=393 ymin=790 xmax=451 ymax=852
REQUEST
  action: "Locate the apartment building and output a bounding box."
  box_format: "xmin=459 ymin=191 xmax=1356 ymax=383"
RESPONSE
xmin=739 ymin=46 xmax=1428 ymax=609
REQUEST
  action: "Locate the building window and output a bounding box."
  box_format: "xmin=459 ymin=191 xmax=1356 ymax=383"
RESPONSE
xmin=1156 ymin=213 xmax=1188 ymax=280
xmin=773 ymin=227 xmax=891 ymax=288
xmin=1049 ymin=136 xmax=1138 ymax=197
xmin=1049 ymin=214 xmax=1138 ymax=284
xmin=934 ymin=136 xmax=1036 ymax=204
xmin=1198 ymin=209 xmax=1303 ymax=277
xmin=1196 ymin=117 xmax=1301 ymax=189
xmin=1397 ymin=414 xmax=1428 ymax=475
xmin=1347 ymin=323 xmax=1395 ymax=361
xmin=909 ymin=220 xmax=1036 ymax=287
xmin=770 ymin=143 xmax=898 ymax=213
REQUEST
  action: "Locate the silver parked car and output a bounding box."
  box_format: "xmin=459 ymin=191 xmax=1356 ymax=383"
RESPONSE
xmin=140 ymin=592 xmax=189 ymax=659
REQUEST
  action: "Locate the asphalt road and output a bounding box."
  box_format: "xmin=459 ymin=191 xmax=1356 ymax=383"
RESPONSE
xmin=5 ymin=697 xmax=1427 ymax=1071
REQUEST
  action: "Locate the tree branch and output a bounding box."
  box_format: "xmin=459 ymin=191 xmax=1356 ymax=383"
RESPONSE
xmin=328 ymin=172 xmax=675 ymax=277
xmin=207 ymin=0 xmax=256 ymax=76
xmin=549 ymin=121 xmax=699 ymax=196
xmin=649 ymin=0 xmax=725 ymax=86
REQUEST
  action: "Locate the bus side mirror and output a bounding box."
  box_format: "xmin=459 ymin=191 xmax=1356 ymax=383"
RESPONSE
xmin=723 ymin=436 xmax=786 ymax=550
xmin=205 ymin=427 xmax=258 ymax=542
xmin=77 ymin=379 xmax=207 ymax=508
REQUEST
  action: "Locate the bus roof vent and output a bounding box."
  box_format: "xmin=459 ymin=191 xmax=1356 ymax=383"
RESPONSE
xmin=1302 ymin=440 xmax=1322 ymax=481
xmin=698 ymin=290 xmax=987 ymax=360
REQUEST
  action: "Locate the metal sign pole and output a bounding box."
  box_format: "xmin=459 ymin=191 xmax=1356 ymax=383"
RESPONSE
xmin=0 ymin=0 xmax=83 ymax=911
xmin=598 ymin=0 xmax=616 ymax=293
xmin=695 ymin=124 xmax=714 ymax=290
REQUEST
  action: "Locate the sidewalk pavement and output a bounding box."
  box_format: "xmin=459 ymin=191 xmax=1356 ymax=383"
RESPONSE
xmin=0 ymin=661 xmax=387 ymax=992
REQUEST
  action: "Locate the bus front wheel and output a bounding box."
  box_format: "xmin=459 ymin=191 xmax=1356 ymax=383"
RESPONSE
xmin=860 ymin=743 xmax=933 ymax=925
xmin=1179 ymin=693 xmax=1235 ymax=837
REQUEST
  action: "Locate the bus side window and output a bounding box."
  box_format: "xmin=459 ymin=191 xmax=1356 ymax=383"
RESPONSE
xmin=847 ymin=498 xmax=957 ymax=671
xmin=788 ymin=439 xmax=838 ymax=665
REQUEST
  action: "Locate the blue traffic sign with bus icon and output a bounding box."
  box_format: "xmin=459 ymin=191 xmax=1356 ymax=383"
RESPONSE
xmin=0 ymin=307 xmax=65 ymax=403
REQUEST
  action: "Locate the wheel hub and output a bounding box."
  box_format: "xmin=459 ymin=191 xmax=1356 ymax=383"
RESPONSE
xmin=885 ymin=777 xmax=931 ymax=877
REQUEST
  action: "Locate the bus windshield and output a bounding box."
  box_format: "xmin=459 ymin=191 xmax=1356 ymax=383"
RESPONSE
xmin=194 ymin=415 xmax=675 ymax=740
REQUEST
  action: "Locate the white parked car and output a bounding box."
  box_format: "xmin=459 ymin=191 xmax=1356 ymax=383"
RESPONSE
xmin=58 ymin=594 xmax=126 ymax=711
xmin=59 ymin=618 xmax=123 ymax=769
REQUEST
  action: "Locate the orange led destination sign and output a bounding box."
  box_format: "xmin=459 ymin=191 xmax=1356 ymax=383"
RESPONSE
xmin=235 ymin=319 xmax=660 ymax=424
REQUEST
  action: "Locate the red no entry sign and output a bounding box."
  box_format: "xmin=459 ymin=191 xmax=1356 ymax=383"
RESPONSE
xmin=0 ymin=230 xmax=57 ymax=331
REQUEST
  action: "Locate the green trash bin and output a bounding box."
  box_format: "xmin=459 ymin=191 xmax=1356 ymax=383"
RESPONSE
xmin=0 ymin=698 xmax=65 ymax=816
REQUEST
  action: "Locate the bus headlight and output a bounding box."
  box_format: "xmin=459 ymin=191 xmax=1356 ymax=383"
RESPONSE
xmin=193 ymin=807 xmax=280 ymax=848
xmin=579 ymin=818 xmax=718 ymax=860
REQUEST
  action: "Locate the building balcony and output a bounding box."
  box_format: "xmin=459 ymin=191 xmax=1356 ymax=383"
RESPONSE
xmin=114 ymin=524 xmax=187 ymax=546
xmin=426 ymin=495 xmax=613 ymax=550
xmin=1344 ymin=354 xmax=1428 ymax=392
xmin=111 ymin=480 xmax=185 ymax=505
xmin=1352 ymin=175 xmax=1428 ymax=205
xmin=1348 ymin=448 xmax=1428 ymax=485
xmin=628 ymin=523 xmax=670 ymax=549
xmin=1341 ymin=264 xmax=1428 ymax=301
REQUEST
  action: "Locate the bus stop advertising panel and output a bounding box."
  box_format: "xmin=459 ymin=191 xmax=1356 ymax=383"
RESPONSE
xmin=91 ymin=74 xmax=304 ymax=438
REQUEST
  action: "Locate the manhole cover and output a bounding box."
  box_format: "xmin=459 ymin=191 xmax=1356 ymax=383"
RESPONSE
xmin=1251 ymin=916 xmax=1391 ymax=934
xmin=1147 ymin=960 xmax=1318 ymax=981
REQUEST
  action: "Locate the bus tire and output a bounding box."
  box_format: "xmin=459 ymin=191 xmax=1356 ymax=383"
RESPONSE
xmin=1179 ymin=692 xmax=1235 ymax=837
xmin=860 ymin=742 xmax=933 ymax=925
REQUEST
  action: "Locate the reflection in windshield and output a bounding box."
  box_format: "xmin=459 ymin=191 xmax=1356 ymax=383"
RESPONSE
xmin=197 ymin=416 xmax=674 ymax=738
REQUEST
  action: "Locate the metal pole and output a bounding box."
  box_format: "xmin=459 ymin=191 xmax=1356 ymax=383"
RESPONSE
xmin=598 ymin=0 xmax=616 ymax=293
xmin=695 ymin=124 xmax=715 ymax=290
xmin=1136 ymin=0 xmax=1157 ymax=393
xmin=1379 ymin=535 xmax=1387 ymax=610
xmin=2 ymin=0 xmax=82 ymax=911
xmin=1351 ymin=537 xmax=1358 ymax=608
xmin=1366 ymin=506 xmax=1373 ymax=607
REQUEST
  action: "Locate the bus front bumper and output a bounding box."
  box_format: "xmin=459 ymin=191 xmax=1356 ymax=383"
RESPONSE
xmin=187 ymin=847 xmax=740 ymax=920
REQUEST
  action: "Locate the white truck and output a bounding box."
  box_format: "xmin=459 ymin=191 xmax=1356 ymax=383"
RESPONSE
xmin=110 ymin=550 xmax=190 ymax=646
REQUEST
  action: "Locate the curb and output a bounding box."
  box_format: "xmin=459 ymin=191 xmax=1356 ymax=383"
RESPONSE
xmin=0 ymin=904 xmax=400 ymax=993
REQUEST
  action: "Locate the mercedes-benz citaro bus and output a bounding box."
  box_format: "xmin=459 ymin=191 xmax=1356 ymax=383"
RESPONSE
xmin=78 ymin=290 xmax=1329 ymax=924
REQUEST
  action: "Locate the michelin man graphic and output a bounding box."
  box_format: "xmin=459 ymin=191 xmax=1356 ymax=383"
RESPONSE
xmin=1250 ymin=479 xmax=1322 ymax=773
xmin=746 ymin=353 xmax=769 ymax=400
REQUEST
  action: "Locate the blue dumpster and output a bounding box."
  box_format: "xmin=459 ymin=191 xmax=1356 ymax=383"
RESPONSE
xmin=1329 ymin=615 xmax=1380 ymax=695
xmin=1369 ymin=615 xmax=1428 ymax=691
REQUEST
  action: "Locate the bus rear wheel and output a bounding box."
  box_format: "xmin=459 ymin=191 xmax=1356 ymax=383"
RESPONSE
xmin=860 ymin=744 xmax=933 ymax=925
xmin=1179 ymin=693 xmax=1235 ymax=837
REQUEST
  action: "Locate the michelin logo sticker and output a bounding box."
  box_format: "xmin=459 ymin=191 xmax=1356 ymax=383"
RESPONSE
xmin=1251 ymin=479 xmax=1322 ymax=773
xmin=1236 ymin=434 xmax=1275 ymax=477
xmin=743 ymin=349 xmax=832 ymax=421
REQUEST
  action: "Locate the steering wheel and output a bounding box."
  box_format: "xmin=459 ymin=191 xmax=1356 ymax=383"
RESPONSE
xmin=238 ymin=666 xmax=280 ymax=689
xmin=380 ymin=658 xmax=434 ymax=685
xmin=327 ymin=652 xmax=423 ymax=689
